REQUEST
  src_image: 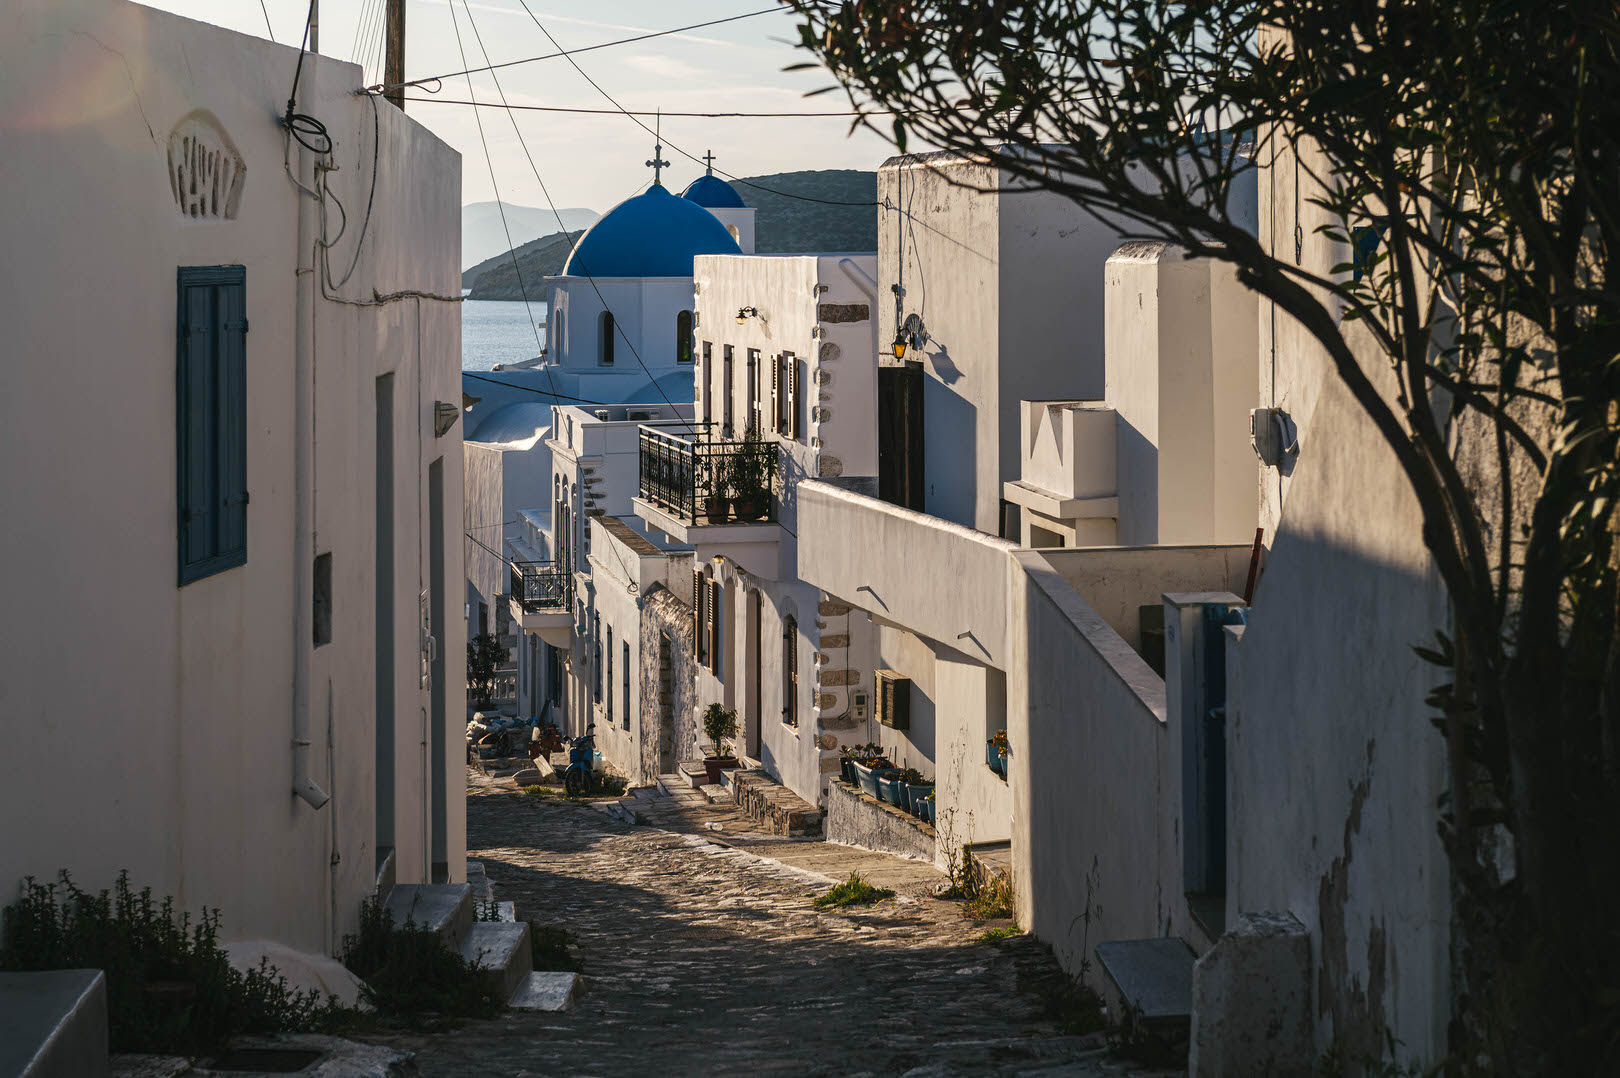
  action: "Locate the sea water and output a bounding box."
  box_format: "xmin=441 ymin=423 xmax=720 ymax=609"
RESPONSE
xmin=462 ymin=298 xmax=547 ymax=371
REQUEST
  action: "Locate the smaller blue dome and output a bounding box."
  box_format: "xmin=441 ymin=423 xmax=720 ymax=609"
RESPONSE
xmin=681 ymin=174 xmax=748 ymax=209
xmin=563 ymin=183 xmax=741 ymax=278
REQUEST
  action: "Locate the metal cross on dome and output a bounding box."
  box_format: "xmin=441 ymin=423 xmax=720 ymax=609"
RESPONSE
xmin=702 ymin=150 xmax=717 ymax=176
xmin=645 ymin=112 xmax=670 ymax=185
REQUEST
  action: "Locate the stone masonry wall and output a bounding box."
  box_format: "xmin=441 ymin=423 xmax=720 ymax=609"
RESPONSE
xmin=640 ymin=584 xmax=698 ymax=780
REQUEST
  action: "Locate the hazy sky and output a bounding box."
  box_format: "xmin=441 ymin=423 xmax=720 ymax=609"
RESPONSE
xmin=139 ymin=0 xmax=897 ymax=212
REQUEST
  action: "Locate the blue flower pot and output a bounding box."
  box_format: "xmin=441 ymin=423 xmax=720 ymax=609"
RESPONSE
xmin=840 ymin=757 xmax=856 ymax=785
xmin=905 ymin=783 xmax=933 ymax=813
xmin=877 ymin=771 xmax=904 ymax=804
xmin=921 ymin=798 xmax=937 ymax=825
xmin=854 ymin=761 xmax=882 ymax=799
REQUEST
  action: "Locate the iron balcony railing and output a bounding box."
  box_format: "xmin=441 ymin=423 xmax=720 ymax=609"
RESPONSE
xmin=510 ymin=559 xmax=571 ymax=614
xmin=638 ymin=424 xmax=779 ymax=526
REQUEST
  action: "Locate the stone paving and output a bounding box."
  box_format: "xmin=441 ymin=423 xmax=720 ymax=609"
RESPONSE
xmin=361 ymin=770 xmax=1180 ymax=1077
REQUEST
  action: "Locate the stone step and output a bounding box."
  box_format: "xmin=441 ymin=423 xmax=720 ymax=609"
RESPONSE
xmin=0 ymin=970 xmax=108 ymax=1078
xmin=699 ymin=783 xmax=729 ymax=804
xmin=1094 ymin=937 xmax=1197 ymax=1039
xmin=730 ymin=769 xmax=824 ymax=837
xmin=510 ymin=971 xmax=580 ymax=1011
xmin=677 ymin=760 xmax=708 ymax=789
xmin=384 ymin=883 xmax=473 ymax=950
xmin=459 ymin=921 xmax=533 ymax=1004
xmin=655 ymin=773 xmax=685 ymax=797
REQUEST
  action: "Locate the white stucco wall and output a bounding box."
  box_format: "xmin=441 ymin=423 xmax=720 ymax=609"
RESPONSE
xmin=547 ymin=275 xmax=696 ymax=377
xmin=877 ymin=155 xmax=1135 ymax=533
xmin=1222 ymin=131 xmax=1452 ymax=1062
xmin=1104 ymin=245 xmax=1259 ymax=546
xmin=0 ymin=0 xmax=463 ymax=954
xmin=1038 ymin=545 xmax=1252 ymax=649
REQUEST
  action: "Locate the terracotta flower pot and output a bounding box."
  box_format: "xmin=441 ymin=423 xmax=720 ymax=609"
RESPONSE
xmin=704 ymin=755 xmax=739 ymax=785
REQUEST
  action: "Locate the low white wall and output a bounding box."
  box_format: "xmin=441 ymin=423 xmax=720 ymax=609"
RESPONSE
xmin=797 ymin=481 xmax=1016 ymax=669
xmin=1038 ymin=545 xmax=1252 ymax=648
xmin=1009 ymin=552 xmax=1180 ymax=983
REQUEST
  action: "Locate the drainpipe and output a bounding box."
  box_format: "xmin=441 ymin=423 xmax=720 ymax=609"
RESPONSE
xmin=837 ymin=257 xmax=877 ymax=300
xmin=292 ymin=86 xmax=329 ymax=811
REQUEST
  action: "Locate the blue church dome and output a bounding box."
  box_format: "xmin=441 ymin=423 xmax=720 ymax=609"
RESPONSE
xmin=681 ymin=174 xmax=748 ymax=209
xmin=562 ymin=183 xmax=741 ymax=278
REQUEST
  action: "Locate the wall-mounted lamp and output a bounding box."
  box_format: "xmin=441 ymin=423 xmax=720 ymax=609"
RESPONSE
xmin=735 ymin=305 xmax=758 ymax=325
xmin=892 ymin=330 xmax=908 ymax=359
xmin=892 ymin=313 xmax=924 ymax=360
xmin=711 ymin=553 xmax=725 ymax=566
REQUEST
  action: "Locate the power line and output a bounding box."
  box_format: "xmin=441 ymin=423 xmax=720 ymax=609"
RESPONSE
xmin=392 ymin=96 xmax=905 ymax=118
xmin=372 ymin=8 xmax=779 ymax=92
xmin=445 ymin=0 xmax=565 ymax=414
xmin=508 ymin=0 xmax=878 ymax=209
xmin=258 ymin=0 xmax=276 ymax=42
xmin=463 ymin=370 xmax=654 ymax=409
xmin=455 ymin=0 xmax=697 ymax=433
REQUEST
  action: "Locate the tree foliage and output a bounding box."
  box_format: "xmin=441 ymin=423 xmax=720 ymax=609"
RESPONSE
xmin=467 ymin=632 xmax=511 ymax=709
xmin=788 ymin=0 xmax=1620 ymax=1070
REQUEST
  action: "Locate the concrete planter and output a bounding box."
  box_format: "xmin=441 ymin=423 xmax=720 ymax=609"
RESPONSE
xmin=879 ymin=772 xmax=907 ymax=805
xmin=853 ymin=761 xmax=884 ymax=799
xmin=920 ymin=797 xmax=937 ymax=825
xmin=904 ymin=782 xmax=934 ymax=813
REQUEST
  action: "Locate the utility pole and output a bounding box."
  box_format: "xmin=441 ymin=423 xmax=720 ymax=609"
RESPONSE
xmin=384 ymin=0 xmax=405 ymax=111
xmin=308 ymin=0 xmax=318 ymax=52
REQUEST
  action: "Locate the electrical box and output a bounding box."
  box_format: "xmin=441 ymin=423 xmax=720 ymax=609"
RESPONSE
xmin=1249 ymin=407 xmax=1299 ymax=467
xmin=875 ymin=670 xmax=911 ymax=730
xmin=851 ymin=689 xmax=869 ymax=720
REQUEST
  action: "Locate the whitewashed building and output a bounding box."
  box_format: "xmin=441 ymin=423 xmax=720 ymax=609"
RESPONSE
xmin=628 ymin=252 xmax=881 ymax=804
xmin=0 ymin=0 xmax=464 ymax=959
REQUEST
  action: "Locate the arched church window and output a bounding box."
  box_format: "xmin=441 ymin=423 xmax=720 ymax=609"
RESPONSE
xmin=676 ymin=310 xmax=693 ymax=363
xmin=600 ymin=311 xmax=615 ymax=366
xmin=552 ymin=308 xmax=565 ymax=357
xmin=727 ymin=224 xmax=740 ymax=244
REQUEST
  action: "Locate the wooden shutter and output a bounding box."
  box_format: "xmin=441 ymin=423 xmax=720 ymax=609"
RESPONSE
xmin=177 ymin=265 xmax=248 ymax=586
xmin=789 ymin=354 xmax=802 ymax=440
xmin=694 ymin=569 xmax=706 ymax=665
xmin=716 ymin=580 xmax=729 ymax=674
xmin=770 ymin=353 xmax=781 ymax=434
xmin=876 ymin=670 xmax=911 ymax=730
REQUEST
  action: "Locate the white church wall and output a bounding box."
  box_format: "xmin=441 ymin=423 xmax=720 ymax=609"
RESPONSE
xmin=547 ymin=276 xmax=698 ymax=377
xmin=0 ymin=0 xmax=462 ymax=955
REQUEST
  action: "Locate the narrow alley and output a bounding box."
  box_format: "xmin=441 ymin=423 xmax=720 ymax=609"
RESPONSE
xmin=363 ymin=772 xmax=1176 ymax=1077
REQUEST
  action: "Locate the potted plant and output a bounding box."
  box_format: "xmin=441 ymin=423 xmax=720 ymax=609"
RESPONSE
xmin=987 ymin=729 xmax=1010 ymax=777
xmin=726 ymin=428 xmax=774 ymax=522
xmin=839 ymin=746 xmax=859 ymax=785
xmin=882 ymin=767 xmax=915 ymax=807
xmin=702 ymin=702 xmax=740 ymax=785
xmin=899 ymin=768 xmax=933 ymax=812
xmin=920 ymin=789 xmax=937 ymax=825
xmin=701 ymin=450 xmax=730 ymax=524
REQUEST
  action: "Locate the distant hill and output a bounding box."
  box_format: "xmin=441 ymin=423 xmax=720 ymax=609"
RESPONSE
xmin=463 ymin=170 xmax=877 ymax=300
xmin=463 ymin=229 xmax=584 ymax=299
xmin=461 ymin=201 xmax=598 ymax=270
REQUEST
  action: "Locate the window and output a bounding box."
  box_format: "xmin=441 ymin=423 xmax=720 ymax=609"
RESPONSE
xmin=552 ymin=307 xmax=565 ymax=357
xmin=177 ymin=265 xmax=249 ymax=585
xmin=782 ymin=616 xmax=798 ymax=726
xmin=622 ymin=641 xmax=631 ymax=729
xmin=593 ymin=616 xmax=603 ymax=703
xmin=676 ymin=310 xmax=693 ymax=362
xmin=700 ymin=343 xmax=712 ymax=425
xmin=600 ymin=311 xmax=615 ymax=365
xmin=607 ymin=627 xmax=614 ymax=719
xmin=722 ymin=345 xmax=734 ymax=436
xmin=313 ymin=553 xmax=333 ymax=646
xmin=781 ymin=352 xmax=802 ymax=441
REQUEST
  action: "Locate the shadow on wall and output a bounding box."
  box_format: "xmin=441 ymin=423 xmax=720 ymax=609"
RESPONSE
xmin=925 ymin=341 xmax=964 ymax=386
xmin=923 ymin=377 xmax=976 ymax=526
xmin=1231 ymin=522 xmax=1448 ymax=1064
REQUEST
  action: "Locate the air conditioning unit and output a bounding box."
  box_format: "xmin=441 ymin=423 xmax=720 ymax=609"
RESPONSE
xmin=875 ymin=670 xmax=911 ymax=730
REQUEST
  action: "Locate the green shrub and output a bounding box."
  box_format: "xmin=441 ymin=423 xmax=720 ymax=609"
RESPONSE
xmin=812 ymin=872 xmax=895 ymax=909
xmin=702 ymin=703 xmax=739 ymax=758
xmin=341 ymin=898 xmax=502 ymax=1019
xmin=0 ymin=872 xmax=347 ymax=1053
xmin=528 ymin=923 xmax=582 ymax=972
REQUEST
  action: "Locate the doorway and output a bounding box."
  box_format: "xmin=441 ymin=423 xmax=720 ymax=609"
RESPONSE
xmin=428 ymin=458 xmax=447 ymax=882
xmin=374 ymin=374 xmax=395 ymax=872
xmin=746 ymin=589 xmax=762 ymax=757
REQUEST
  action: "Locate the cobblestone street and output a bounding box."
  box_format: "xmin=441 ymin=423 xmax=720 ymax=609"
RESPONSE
xmin=362 ymin=773 xmax=1178 ymax=1077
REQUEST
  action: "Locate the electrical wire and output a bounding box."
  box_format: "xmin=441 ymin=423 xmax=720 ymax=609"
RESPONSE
xmin=445 ymin=0 xmax=559 ymax=407
xmin=372 ymin=8 xmax=779 ymax=93
xmin=389 ymin=97 xmax=909 ymax=118
xmin=463 ymin=370 xmax=643 ymax=408
xmin=454 ymin=0 xmax=697 ymax=433
xmin=282 ymin=0 xmax=331 ymax=154
xmin=259 ymin=0 xmax=276 ymax=43
xmin=508 ymin=0 xmax=877 ymax=209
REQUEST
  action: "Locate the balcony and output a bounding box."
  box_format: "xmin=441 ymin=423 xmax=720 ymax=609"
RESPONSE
xmin=508 ymin=560 xmax=573 ymax=646
xmin=634 ymin=425 xmax=782 ymax=578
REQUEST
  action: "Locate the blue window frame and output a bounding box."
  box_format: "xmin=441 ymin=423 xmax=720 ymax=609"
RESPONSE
xmin=176 ymin=265 xmax=249 ymax=585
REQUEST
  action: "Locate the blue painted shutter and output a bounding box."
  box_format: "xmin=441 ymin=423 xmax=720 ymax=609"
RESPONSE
xmin=178 ymin=266 xmax=248 ymax=584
